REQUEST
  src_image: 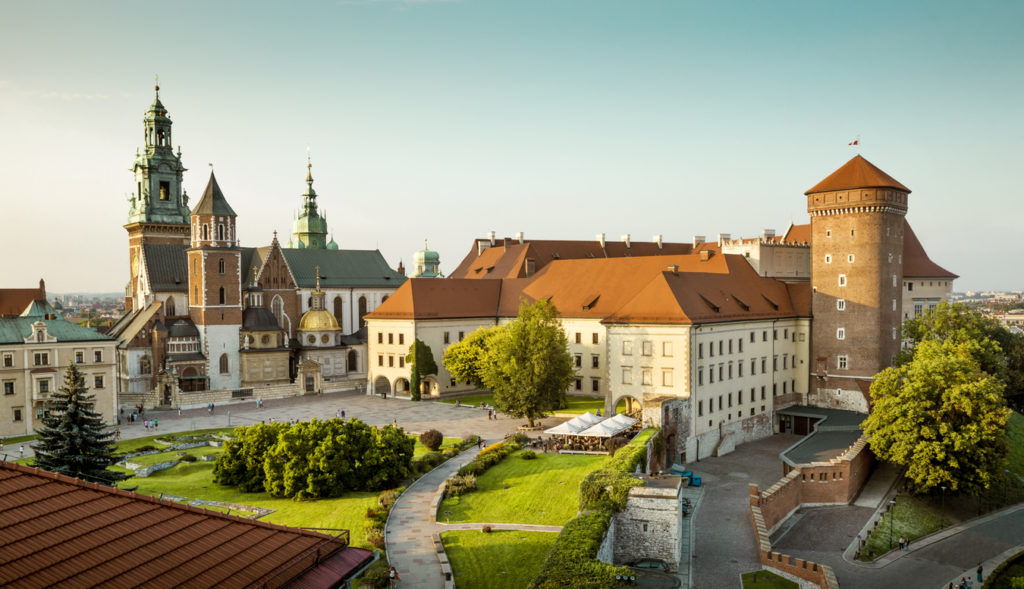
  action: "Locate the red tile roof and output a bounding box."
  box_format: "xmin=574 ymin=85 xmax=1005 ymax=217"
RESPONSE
xmin=0 ymin=460 xmax=373 ymax=589
xmin=781 ymin=224 xmax=810 ymax=245
xmin=902 ymin=219 xmax=958 ymax=279
xmin=805 ymin=155 xmax=910 ymax=195
xmin=0 ymin=288 xmax=45 ymax=318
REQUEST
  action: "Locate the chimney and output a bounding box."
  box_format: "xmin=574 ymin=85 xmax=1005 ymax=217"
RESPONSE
xmin=621 ymin=234 xmax=631 ymax=248
xmin=488 ymin=231 xmax=496 ymax=246
xmin=653 ymin=234 xmax=663 ymax=249
xmin=700 ymin=250 xmax=712 ymax=262
xmin=597 ymin=233 xmax=606 ymax=248
xmin=717 ymin=233 xmax=731 ymax=246
xmin=762 ymin=229 xmax=776 ymax=240
xmin=39 ymin=278 xmax=46 ymax=296
xmin=515 ymin=231 xmax=524 ymax=244
xmin=692 ymin=235 xmax=705 ymax=247
xmin=667 ymin=264 xmax=679 ymax=275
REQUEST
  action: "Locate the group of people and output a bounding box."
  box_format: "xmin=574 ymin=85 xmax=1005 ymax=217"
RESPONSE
xmin=142 ymin=419 xmax=159 ymax=430
xmin=951 ymin=565 xmax=983 ymax=588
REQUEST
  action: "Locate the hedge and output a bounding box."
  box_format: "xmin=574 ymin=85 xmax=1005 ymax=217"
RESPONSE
xmin=528 ymin=428 xmax=660 ymax=589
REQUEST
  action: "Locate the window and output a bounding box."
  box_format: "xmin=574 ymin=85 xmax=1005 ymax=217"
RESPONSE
xmin=642 ymin=341 xmax=653 ymax=356
xmin=140 ymin=356 xmax=151 ymax=374
xmin=838 ymin=274 xmax=847 ymax=287
xmin=34 ymin=353 xmax=48 ymax=366
xmin=728 ymin=340 xmax=733 ymax=354
xmin=443 ymin=332 xmax=450 ymax=344
xmin=75 ymin=351 xmax=84 ymax=363
xmin=575 ymin=378 xmax=583 ymax=390
xmin=663 ymin=342 xmax=673 ymax=357
xmin=575 ymin=332 xmax=581 ymax=344
xmin=709 ymin=342 xmax=714 ymax=358
xmin=728 ymin=363 xmax=733 ymax=379
xmin=591 ymin=355 xmax=599 ymax=369
xmin=892 ymin=299 xmax=897 ymax=311
xmin=848 ymin=254 xmax=855 ymax=263
xmin=358 ymin=296 xmax=368 ymax=328
xmin=750 ymin=388 xmax=756 ymax=403
xmin=592 ymin=379 xmax=600 ymax=392
xmin=39 ymin=379 xmax=50 ymax=393
xmin=388 ymin=356 xmax=394 ymax=367
xmin=623 ymin=340 xmax=633 ymax=356
xmin=751 ymin=359 xmax=756 ymax=375
xmin=784 ymin=328 xmax=788 ymax=339
xmin=94 ymin=375 xmax=104 ymax=389
xmin=914 ymin=302 xmax=923 ymax=317
xmin=94 ymin=350 xmax=102 ymax=363
xmin=698 ymin=342 xmax=703 ymax=359
xmin=728 ymin=393 xmax=733 ymax=407
xmin=718 ymin=395 xmax=723 ymax=411
xmin=622 ymin=367 xmax=632 ymax=384
xmin=761 ymin=357 xmax=766 ymax=372
xmin=388 ymin=333 xmax=393 ymax=344
xmin=3 ymin=381 xmax=13 ymax=395
xmin=718 ymin=341 xmax=723 ymax=355
xmin=399 ymin=357 xmax=405 ymax=368
xmin=773 ymin=356 xmax=778 ymax=370
xmin=399 ymin=334 xmax=405 ymax=345
xmin=750 ymin=331 xmax=755 ymax=343
xmin=13 ymin=408 xmax=22 ymax=422
xmin=907 ymin=282 xmax=914 ymax=292
xmin=218 ymin=224 xmax=225 ymax=241
xmin=378 ymin=355 xmax=384 ymax=367
xmin=592 ymin=333 xmax=599 ymax=344
xmin=698 ymin=400 xmax=704 ymax=417
xmin=738 ymin=339 xmax=743 ymax=354
xmin=219 ymin=354 xmax=229 ymax=374
xmin=378 ymin=332 xmax=383 ymax=344
xmin=893 ymin=327 xmax=898 ymax=340
xmin=709 ymin=368 xmax=714 ymax=383
xmin=773 ymin=329 xmax=778 ymax=341
xmin=783 ymin=381 xmax=787 ymax=394
xmin=697 ymin=367 xmax=703 ymax=386
xmin=202 ymin=224 xmax=209 ymax=241
xmin=836 ymin=328 xmax=845 ymax=340
xmin=838 ymin=355 xmax=848 ymax=370
xmin=837 ymin=299 xmax=846 ymax=311
xmin=662 ymin=370 xmax=673 ymax=387
xmin=763 ymin=331 xmax=768 ymax=342
xmin=574 ymin=354 xmax=582 ymax=368
xmin=219 ymin=287 xmax=225 ymax=305
xmin=218 ymin=258 xmax=225 ymax=274
xmin=893 ymin=274 xmax=898 ymax=287
xmin=718 ymin=365 xmax=724 ymax=380
xmin=159 ymin=180 xmax=170 ymax=200
xmin=642 ymin=368 xmax=652 ymax=386
xmin=738 ymin=362 xmax=744 ymax=377
xmin=459 ymin=331 xmax=464 ymax=341
xmin=825 ymin=229 xmax=831 ymax=238
xmin=824 ymin=254 xmax=832 ymax=264
xmin=348 ymin=350 xmax=358 ymax=372
xmin=2 ymin=354 xmax=11 ymax=367
xmin=761 ymin=386 xmax=766 ymax=400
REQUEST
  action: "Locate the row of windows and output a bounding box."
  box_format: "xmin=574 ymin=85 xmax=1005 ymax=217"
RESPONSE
xmin=698 ymin=355 xmax=791 ymax=385
xmin=574 ymin=377 xmax=601 ymax=392
xmin=443 ymin=331 xmax=465 ymax=345
xmin=622 ymin=340 xmax=671 ymax=357
xmin=620 ymin=367 xmax=673 ymax=387
xmin=823 ymin=254 xmax=856 ymax=264
xmin=377 ymin=355 xmax=407 ymax=368
xmin=907 ymin=281 xmax=951 ymax=291
xmin=697 ymin=329 xmax=797 ymax=360
xmin=696 ymin=382 xmax=793 ymax=417
xmin=574 ymin=354 xmax=600 ymax=369
xmin=3 ymin=350 xmax=104 ymax=368
xmin=3 ymin=374 xmax=106 ymax=396
xmin=378 ymin=332 xmax=406 ymax=346
xmin=574 ymin=332 xmax=600 ymax=345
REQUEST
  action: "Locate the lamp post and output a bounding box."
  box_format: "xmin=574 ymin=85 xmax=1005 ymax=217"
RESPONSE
xmin=889 ymin=499 xmax=896 ymax=550
xmin=940 ymin=486 xmax=947 ymax=529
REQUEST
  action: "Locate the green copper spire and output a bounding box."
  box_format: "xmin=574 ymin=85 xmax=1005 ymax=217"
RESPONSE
xmin=126 ymin=79 xmax=190 ymax=226
xmin=412 ymin=239 xmax=443 ymax=278
xmin=288 ymin=153 xmax=330 ymax=249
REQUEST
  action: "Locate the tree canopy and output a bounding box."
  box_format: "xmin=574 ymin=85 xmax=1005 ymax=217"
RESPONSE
xmin=33 ymin=362 xmax=126 ymax=485
xmin=406 ymin=338 xmax=438 ymax=401
xmin=863 ymin=338 xmax=1011 ymax=495
xmin=443 ymin=299 xmax=574 ymax=426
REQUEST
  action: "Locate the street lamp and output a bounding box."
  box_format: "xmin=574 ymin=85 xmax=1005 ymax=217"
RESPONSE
xmin=889 ymin=499 xmax=897 ymax=550
xmin=940 ymin=486 xmax=947 ymax=529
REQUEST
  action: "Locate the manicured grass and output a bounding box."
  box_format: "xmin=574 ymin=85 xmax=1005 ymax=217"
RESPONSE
xmin=1 ymin=434 xmax=37 ymax=445
xmin=441 ymin=530 xmax=557 ymax=589
xmin=413 ymin=437 xmax=464 ymax=459
xmin=741 ymin=570 xmax=798 ymax=588
xmin=860 ymin=494 xmax=943 ymax=560
xmin=439 ymin=451 xmax=607 ymax=525
xmin=440 ymin=393 xmax=605 ymax=415
xmin=126 ymin=444 xmax=222 ymax=467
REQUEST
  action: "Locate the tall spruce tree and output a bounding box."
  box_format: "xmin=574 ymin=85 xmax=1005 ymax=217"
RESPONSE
xmin=34 ymin=362 xmax=126 ymax=484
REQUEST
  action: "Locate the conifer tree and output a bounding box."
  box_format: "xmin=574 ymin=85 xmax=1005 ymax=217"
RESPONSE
xmin=33 ymin=362 xmax=126 ymax=484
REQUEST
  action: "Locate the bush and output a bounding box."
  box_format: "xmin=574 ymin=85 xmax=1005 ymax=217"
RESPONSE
xmin=480 ymin=442 xmax=505 ymax=455
xmin=179 ymin=454 xmax=198 ymax=463
xmin=419 ymin=429 xmax=443 ymax=451
xmin=482 ymin=524 xmax=492 ymax=533
xmin=458 ymin=461 xmax=486 ymax=477
xmin=365 ymin=527 xmax=385 ymax=549
xmin=604 ymin=438 xmax=626 ymax=455
xmin=420 ymin=451 xmax=444 ymax=469
xmin=445 ymin=474 xmax=477 ymax=497
xmin=443 ymin=448 xmax=459 ymax=459
xmin=510 ymin=432 xmax=529 ymax=445
xmin=519 ymin=450 xmax=537 ymax=460
xmin=378 ymin=488 xmax=402 ymax=509
xmin=461 ymin=434 xmax=480 ymax=447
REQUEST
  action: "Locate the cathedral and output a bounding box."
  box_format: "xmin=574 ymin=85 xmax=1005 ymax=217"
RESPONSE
xmin=109 ymin=86 xmax=406 ymax=410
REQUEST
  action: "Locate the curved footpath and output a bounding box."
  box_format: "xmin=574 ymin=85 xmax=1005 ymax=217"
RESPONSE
xmin=384 ymin=442 xmax=565 ymax=589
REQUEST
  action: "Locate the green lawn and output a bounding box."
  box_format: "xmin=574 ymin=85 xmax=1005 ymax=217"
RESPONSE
xmin=439 ymin=451 xmax=607 ymax=525
xmin=413 ymin=437 xmax=464 ymax=459
xmin=1 ymin=433 xmax=38 ymax=445
xmin=741 ymin=570 xmax=798 ymax=588
xmin=441 ymin=530 xmax=557 ymax=589
xmin=440 ymin=394 xmax=605 ymax=415
xmin=859 ymin=494 xmax=943 ymax=560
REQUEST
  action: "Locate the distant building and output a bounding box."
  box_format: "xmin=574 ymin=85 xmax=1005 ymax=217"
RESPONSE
xmin=411 ymin=241 xmax=444 ymax=278
xmin=0 ymin=281 xmax=116 ymax=437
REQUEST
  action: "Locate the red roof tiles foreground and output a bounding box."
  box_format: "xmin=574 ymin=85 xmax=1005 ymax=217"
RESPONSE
xmin=0 ymin=460 xmax=373 ymax=589
xmin=805 ymin=155 xmax=911 ymax=195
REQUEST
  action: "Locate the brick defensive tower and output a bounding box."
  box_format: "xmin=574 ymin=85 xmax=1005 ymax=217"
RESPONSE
xmin=806 ymin=155 xmax=909 ymax=411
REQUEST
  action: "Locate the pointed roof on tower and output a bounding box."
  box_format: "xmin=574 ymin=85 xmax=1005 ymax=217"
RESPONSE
xmin=805 ymin=155 xmax=910 ymax=195
xmin=191 ymin=171 xmax=237 ymax=216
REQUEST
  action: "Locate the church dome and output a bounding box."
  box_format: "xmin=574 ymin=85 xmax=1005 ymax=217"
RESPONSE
xmin=299 ymin=308 xmax=341 ymax=331
xmin=327 ymin=236 xmax=339 ymax=250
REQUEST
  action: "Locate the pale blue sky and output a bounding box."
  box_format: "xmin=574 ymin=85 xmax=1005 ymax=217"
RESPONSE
xmin=1 ymin=0 xmax=1021 ymax=292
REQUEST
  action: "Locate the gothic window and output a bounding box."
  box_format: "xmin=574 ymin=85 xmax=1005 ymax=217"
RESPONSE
xmin=219 ymin=287 xmax=225 ymax=305
xmin=333 ymin=296 xmax=343 ymax=325
xmin=219 ymin=354 xmax=229 ymax=374
xmin=166 ymin=296 xmax=176 ymax=316
xmin=218 ymin=259 xmax=225 ymax=274
xmin=358 ymin=296 xmax=367 ymax=328
xmin=271 ymin=295 xmax=284 ymax=325
xmin=202 ymin=225 xmax=209 ymax=241
xmin=218 ymin=224 xmax=225 ymax=241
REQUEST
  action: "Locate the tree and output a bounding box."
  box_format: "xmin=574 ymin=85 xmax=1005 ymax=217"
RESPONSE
xmin=406 ymin=338 xmax=438 ymax=401
xmin=33 ymin=362 xmax=126 ymax=484
xmin=443 ymin=327 xmax=495 ymax=389
xmin=863 ymin=339 xmax=1011 ymax=495
xmin=480 ymin=299 xmax=575 ymax=427
xmin=214 ymin=422 xmax=288 ymax=491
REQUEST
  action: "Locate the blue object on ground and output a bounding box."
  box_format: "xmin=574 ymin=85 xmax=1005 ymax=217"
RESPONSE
xmin=690 ymin=474 xmax=702 ymax=487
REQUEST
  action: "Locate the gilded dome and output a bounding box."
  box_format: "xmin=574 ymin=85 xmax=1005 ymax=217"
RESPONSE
xmin=298 ymin=308 xmax=341 ymax=331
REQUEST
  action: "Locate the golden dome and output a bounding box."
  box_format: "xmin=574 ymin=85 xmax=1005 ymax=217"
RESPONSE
xmin=298 ymin=309 xmax=340 ymax=331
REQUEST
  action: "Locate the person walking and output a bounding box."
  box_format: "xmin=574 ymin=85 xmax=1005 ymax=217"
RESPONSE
xmin=154 ymin=418 xmax=158 ymax=429
xmin=388 ymin=567 xmax=400 ymax=588
xmin=898 ymin=536 xmax=905 ymax=551
xmin=19 ymin=444 xmax=24 ymax=458
xmin=978 ymin=564 xmax=984 ymax=583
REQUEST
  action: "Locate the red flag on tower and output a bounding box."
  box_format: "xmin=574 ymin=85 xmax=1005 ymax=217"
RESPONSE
xmin=848 ymin=139 xmax=859 ymax=146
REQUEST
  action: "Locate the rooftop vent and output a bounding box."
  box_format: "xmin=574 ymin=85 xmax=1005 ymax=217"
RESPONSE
xmin=621 ymin=234 xmax=631 ymax=248
xmin=700 ymin=250 xmax=713 ymax=262
xmin=654 ymin=234 xmax=663 ymax=249
xmin=692 ymin=235 xmax=705 ymax=247
xmin=597 ymin=233 xmax=606 ymax=248
xmin=515 ymin=231 xmax=524 ymax=244
xmin=667 ymin=264 xmax=679 ymax=275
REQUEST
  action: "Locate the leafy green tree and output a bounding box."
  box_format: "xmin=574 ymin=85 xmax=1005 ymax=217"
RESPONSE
xmin=406 ymin=338 xmax=438 ymax=401
xmin=863 ymin=338 xmax=1011 ymax=495
xmin=480 ymin=300 xmax=575 ymax=427
xmin=214 ymin=422 xmax=288 ymax=491
xmin=443 ymin=327 xmax=495 ymax=389
xmin=33 ymin=362 xmax=126 ymax=484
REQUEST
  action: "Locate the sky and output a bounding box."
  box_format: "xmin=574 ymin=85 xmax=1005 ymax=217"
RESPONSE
xmin=1 ymin=0 xmax=1021 ymax=293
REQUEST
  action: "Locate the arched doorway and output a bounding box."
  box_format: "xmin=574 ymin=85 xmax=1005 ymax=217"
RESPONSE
xmin=422 ymin=376 xmax=440 ymax=397
xmin=374 ymin=375 xmax=391 ymax=396
xmin=614 ymin=395 xmax=642 ymax=417
xmin=165 ymin=296 xmax=176 ymax=317
xmin=347 ymin=350 xmax=358 ymax=372
xmin=395 ymin=378 xmax=410 ymax=394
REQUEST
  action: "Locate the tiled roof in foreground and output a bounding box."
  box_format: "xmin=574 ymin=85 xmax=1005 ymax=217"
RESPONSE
xmin=0 ymin=460 xmax=373 ymax=589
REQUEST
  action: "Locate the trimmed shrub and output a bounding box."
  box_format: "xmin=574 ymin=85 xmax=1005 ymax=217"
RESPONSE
xmin=365 ymin=527 xmax=385 ymax=549
xmin=461 ymin=434 xmax=480 ymax=447
xmin=458 ymin=461 xmax=486 ymax=477
xmin=519 ymin=450 xmax=537 ymax=460
xmin=510 ymin=432 xmax=529 ymax=445
xmin=179 ymin=454 xmax=198 ymax=463
xmin=480 ymin=442 xmax=505 ymax=455
xmin=420 ymin=451 xmax=444 ymax=469
xmin=443 ymin=448 xmax=459 ymax=459
xmin=604 ymin=437 xmax=626 ymax=455
xmin=445 ymin=474 xmax=477 ymax=497
xmin=419 ymin=429 xmax=443 ymax=451
xmin=134 ymin=445 xmax=159 ymax=453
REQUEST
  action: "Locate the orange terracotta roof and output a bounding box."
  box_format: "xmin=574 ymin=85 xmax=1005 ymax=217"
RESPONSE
xmin=449 ymin=238 xmax=695 ymax=280
xmin=0 ymin=460 xmax=372 ymax=589
xmin=0 ymin=288 xmax=45 ymax=318
xmin=366 ymin=279 xmax=505 ymax=320
xmin=603 ymin=255 xmax=798 ymax=325
xmin=805 ymin=155 xmax=910 ymax=195
xmin=786 ymin=283 xmax=812 ymax=317
xmin=781 ymin=223 xmax=810 ymax=245
xmin=902 ymin=219 xmax=958 ymax=279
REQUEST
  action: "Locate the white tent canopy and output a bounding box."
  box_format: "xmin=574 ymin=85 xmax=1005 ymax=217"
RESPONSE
xmin=577 ymin=420 xmax=630 ymax=438
xmin=607 ymin=413 xmax=637 ymax=428
xmin=544 ymin=420 xmax=587 ymax=435
xmin=568 ymin=412 xmax=605 ymax=428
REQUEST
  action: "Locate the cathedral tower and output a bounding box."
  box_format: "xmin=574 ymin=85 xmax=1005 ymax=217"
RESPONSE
xmin=288 ymin=156 xmax=336 ymax=249
xmin=124 ymin=83 xmax=191 ymax=311
xmin=187 ymin=172 xmax=242 ymax=391
xmin=807 ymin=155 xmax=908 ymax=411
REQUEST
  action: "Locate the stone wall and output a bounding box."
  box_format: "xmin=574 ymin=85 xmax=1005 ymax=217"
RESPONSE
xmin=596 ymin=518 xmax=616 ymax=564
xmin=690 ymin=410 xmax=774 ymax=461
xmin=611 ymin=484 xmax=683 ymax=571
xmin=176 ymin=382 xmax=302 ymax=409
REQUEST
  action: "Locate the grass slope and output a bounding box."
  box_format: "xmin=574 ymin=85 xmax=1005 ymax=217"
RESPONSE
xmin=439 ymin=452 xmax=606 ymax=526
xmin=442 ymin=530 xmax=558 ymax=589
xmin=440 ymin=393 xmax=604 ymax=415
xmin=741 ymin=570 xmax=798 ymax=588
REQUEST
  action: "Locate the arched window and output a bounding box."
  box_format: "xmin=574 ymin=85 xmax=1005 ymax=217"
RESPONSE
xmin=358 ymin=296 xmax=367 ymax=328
xmin=271 ymin=295 xmax=284 ymax=325
xmin=219 ymin=287 xmax=225 ymax=305
xmin=166 ymin=296 xmax=176 ymax=316
xmin=382 ymin=295 xmax=389 ymax=304
xmin=217 ymin=224 xmax=225 ymax=241
xmin=347 ymin=350 xmax=358 ymax=372
xmin=218 ymin=258 xmax=225 ymax=274
xmin=36 ymin=330 xmax=44 ymax=343
xmin=219 ymin=354 xmax=229 ymax=374
xmin=333 ymin=296 xmax=343 ymax=325
xmin=202 ymin=225 xmax=209 ymax=241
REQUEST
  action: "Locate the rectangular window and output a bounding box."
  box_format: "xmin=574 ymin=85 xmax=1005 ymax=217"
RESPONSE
xmin=2 ymin=354 xmax=11 ymax=367
xmin=592 ymin=378 xmax=600 ymax=392
xmin=718 ymin=395 xmax=723 ymax=411
xmin=39 ymin=379 xmax=50 ymax=393
xmin=94 ymin=375 xmax=104 ymax=389
xmin=388 ymin=333 xmax=393 ymax=344
xmin=750 ymin=388 xmax=756 ymax=403
xmin=728 ymin=393 xmax=733 ymax=407
xmin=591 ymin=355 xmax=599 ymax=369
xmin=761 ymin=385 xmax=766 ymax=400
xmin=838 ymin=274 xmax=847 ymax=287
xmin=728 ymin=340 xmax=733 ymax=354
xmin=94 ymin=350 xmax=102 ymax=363
xmin=575 ymin=377 xmax=582 ymax=390
xmin=709 ymin=368 xmax=715 ymax=384
xmin=709 ymin=342 xmax=715 ymax=358
xmin=908 ymin=282 xmax=914 ymax=291
xmin=837 ymin=299 xmax=846 ymax=310
xmin=444 ymin=332 xmax=450 ymax=344
xmin=738 ymin=339 xmax=743 ymax=354
xmin=574 ymin=354 xmax=582 ymax=368
xmin=760 ymin=357 xmax=766 ymax=372
xmin=718 ymin=365 xmax=723 ymax=381
xmin=388 ymin=356 xmax=394 ymax=367
xmin=913 ymin=302 xmax=923 ymax=317
xmin=763 ymin=331 xmax=767 ymax=342
xmin=697 ymin=342 xmax=703 ymax=359
xmin=698 ymin=400 xmax=704 ymax=417
xmin=749 ymin=331 xmax=755 ymax=343
xmin=575 ymin=332 xmax=582 ymax=344
xmin=622 ymin=367 xmax=633 ymax=384
xmin=838 ymin=355 xmax=848 ymax=370
xmin=718 ymin=341 xmax=723 ymax=355
xmin=738 ymin=362 xmax=744 ymax=377
xmin=34 ymin=353 xmax=48 ymax=366
xmin=399 ymin=357 xmax=405 ymax=368
xmin=773 ymin=356 xmax=778 ymax=371
xmin=592 ymin=333 xmax=599 ymax=345
xmin=698 ymin=367 xmax=703 ymax=386
xmin=399 ymin=333 xmax=405 ymax=345
xmin=737 ymin=389 xmax=742 ymax=404
xmin=662 ymin=370 xmax=673 ymax=387
xmin=378 ymin=355 xmax=384 ymax=366
xmin=784 ymin=328 xmax=788 ymax=339
xmin=663 ymin=341 xmax=673 ymax=357
xmin=751 ymin=359 xmax=756 ymax=375
xmin=728 ymin=363 xmax=733 ymax=379
xmin=623 ymin=340 xmax=633 ymax=356
xmin=75 ymin=351 xmax=84 ymax=363
xmin=773 ymin=329 xmax=778 ymax=341
xmin=13 ymin=408 xmax=22 ymax=422
xmin=459 ymin=331 xmax=465 ymax=341
xmin=783 ymin=381 xmax=787 ymax=394
xmin=377 ymin=333 xmax=383 ymax=344
xmin=783 ymin=354 xmax=788 ymax=369
xmin=773 ymin=383 xmax=778 ymax=396
xmin=3 ymin=381 xmax=13 ymax=395
xmin=837 ymin=328 xmax=846 ymax=340
xmin=642 ymin=368 xmax=652 ymax=386
xmin=642 ymin=341 xmax=653 ymax=356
